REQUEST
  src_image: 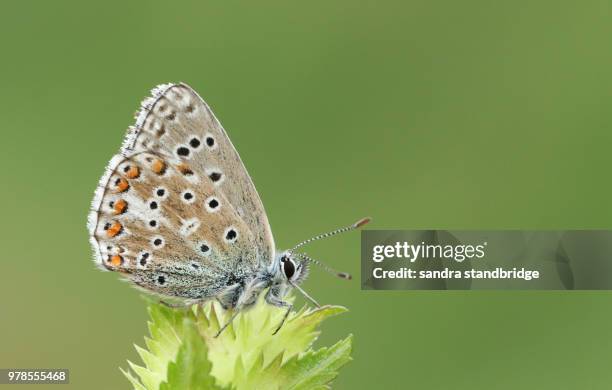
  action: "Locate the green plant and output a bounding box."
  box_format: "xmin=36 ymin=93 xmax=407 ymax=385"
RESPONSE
xmin=122 ymin=295 xmax=353 ymax=390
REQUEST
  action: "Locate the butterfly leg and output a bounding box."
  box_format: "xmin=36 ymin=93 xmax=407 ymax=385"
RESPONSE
xmin=214 ymin=310 xmax=240 ymax=338
xmin=272 ymin=305 xmax=292 ymax=335
xmin=289 ymin=280 xmax=321 ymax=308
xmin=265 ymin=290 xmax=293 ymax=335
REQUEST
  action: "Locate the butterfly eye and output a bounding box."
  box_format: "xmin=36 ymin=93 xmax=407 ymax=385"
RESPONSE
xmin=283 ymin=259 xmax=296 ymax=279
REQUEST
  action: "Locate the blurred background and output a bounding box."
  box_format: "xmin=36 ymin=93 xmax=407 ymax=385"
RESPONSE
xmin=2 ymin=1 xmax=612 ymax=389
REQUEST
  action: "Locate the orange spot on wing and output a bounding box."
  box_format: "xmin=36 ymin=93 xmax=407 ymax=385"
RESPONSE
xmin=125 ymin=166 xmax=140 ymax=179
xmin=151 ymin=159 xmax=166 ymax=174
xmin=177 ymin=163 xmax=193 ymax=176
xmin=113 ymin=199 xmax=127 ymax=215
xmin=109 ymin=254 xmax=123 ymax=266
xmin=106 ymin=221 xmax=123 ymax=237
xmin=115 ymin=178 xmax=129 ymax=192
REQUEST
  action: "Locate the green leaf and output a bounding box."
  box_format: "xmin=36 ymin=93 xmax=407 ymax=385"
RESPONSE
xmin=284 ymin=335 xmax=353 ymax=390
xmin=160 ymin=317 xmax=221 ymax=390
xmin=122 ymin=293 xmax=352 ymax=390
xmin=123 ymin=304 xmax=208 ymax=390
xmin=120 ymin=367 xmax=147 ymax=390
xmin=232 ymin=335 xmax=353 ymax=390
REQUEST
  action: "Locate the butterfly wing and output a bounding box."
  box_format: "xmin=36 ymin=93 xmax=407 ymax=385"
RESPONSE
xmin=87 ymin=83 xmax=275 ymax=299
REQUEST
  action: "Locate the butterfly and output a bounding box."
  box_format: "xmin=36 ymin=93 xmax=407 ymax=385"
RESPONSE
xmin=87 ymin=83 xmax=370 ymax=335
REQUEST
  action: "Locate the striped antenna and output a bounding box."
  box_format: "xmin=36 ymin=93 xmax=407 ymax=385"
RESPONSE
xmin=289 ymin=217 xmax=371 ymax=253
xmin=294 ymin=252 xmax=352 ymax=280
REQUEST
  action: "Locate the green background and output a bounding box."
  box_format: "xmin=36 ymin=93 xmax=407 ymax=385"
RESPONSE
xmin=2 ymin=1 xmax=612 ymax=389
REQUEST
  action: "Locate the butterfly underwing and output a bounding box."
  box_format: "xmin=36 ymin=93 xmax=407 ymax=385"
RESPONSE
xmin=87 ymin=83 xmax=368 ymax=334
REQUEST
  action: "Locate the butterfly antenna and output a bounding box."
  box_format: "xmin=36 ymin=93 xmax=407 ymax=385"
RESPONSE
xmin=295 ymin=252 xmax=353 ymax=280
xmin=289 ymin=217 xmax=371 ymax=253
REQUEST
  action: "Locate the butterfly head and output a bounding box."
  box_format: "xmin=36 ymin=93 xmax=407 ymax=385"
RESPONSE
xmin=275 ymin=252 xmax=309 ymax=285
xmin=263 ymin=218 xmax=370 ymax=309
xmin=276 ymin=217 xmax=370 ymax=283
